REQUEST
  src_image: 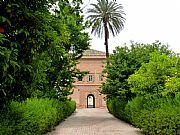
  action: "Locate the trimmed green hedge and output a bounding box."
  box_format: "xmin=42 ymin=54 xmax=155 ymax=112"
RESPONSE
xmin=0 ymin=98 xmax=76 ymax=135
xmin=107 ymin=98 xmax=127 ymax=121
xmin=107 ymin=95 xmax=180 ymax=135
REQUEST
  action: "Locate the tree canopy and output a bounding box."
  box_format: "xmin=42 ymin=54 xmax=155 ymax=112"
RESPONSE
xmin=0 ymin=0 xmax=89 ymax=107
xmin=128 ymin=52 xmax=180 ymax=97
xmin=102 ymin=41 xmax=173 ymax=100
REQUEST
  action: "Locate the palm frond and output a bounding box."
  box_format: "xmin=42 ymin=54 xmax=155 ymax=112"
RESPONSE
xmin=87 ymin=0 xmax=125 ymax=38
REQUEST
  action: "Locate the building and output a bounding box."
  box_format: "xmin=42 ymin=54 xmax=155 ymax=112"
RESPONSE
xmin=70 ymin=49 xmax=106 ymax=108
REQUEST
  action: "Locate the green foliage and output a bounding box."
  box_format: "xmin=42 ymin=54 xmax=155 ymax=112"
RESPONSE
xmin=124 ymin=95 xmax=180 ymax=135
xmin=0 ymin=1 xmax=85 ymax=134
xmin=87 ymin=0 xmax=125 ymax=38
xmin=107 ymin=98 xmax=127 ymax=121
xmin=102 ymin=41 xmax=172 ymax=101
xmin=86 ymin=0 xmax=125 ymax=57
xmin=128 ymin=52 xmax=180 ymax=96
xmin=0 ymin=0 xmax=89 ymax=107
xmin=107 ymin=95 xmax=180 ymax=134
xmin=104 ymin=42 xmax=180 ymax=134
xmin=124 ymin=96 xmax=144 ymax=124
xmin=0 ymin=98 xmax=76 ymax=135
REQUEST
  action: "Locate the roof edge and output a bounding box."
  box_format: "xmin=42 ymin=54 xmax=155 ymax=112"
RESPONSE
xmin=83 ymin=49 xmax=106 ymax=56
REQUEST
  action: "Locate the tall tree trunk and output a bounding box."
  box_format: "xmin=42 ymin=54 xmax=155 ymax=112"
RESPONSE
xmin=104 ymin=21 xmax=109 ymax=58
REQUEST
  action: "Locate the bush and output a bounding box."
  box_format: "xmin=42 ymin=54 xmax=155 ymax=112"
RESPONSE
xmin=138 ymin=105 xmax=180 ymax=135
xmin=125 ymin=95 xmax=180 ymax=135
xmin=124 ymin=96 xmax=144 ymax=124
xmin=0 ymin=98 xmax=76 ymax=135
xmin=107 ymin=98 xmax=127 ymax=121
xmin=108 ymin=95 xmax=180 ymax=134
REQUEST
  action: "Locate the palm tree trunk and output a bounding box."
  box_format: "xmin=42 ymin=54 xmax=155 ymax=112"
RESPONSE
xmin=104 ymin=21 xmax=109 ymax=58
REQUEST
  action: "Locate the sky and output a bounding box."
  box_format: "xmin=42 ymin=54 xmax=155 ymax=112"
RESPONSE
xmin=82 ymin=0 xmax=180 ymax=53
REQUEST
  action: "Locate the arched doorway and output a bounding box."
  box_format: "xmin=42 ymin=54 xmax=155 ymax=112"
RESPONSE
xmin=87 ymin=94 xmax=95 ymax=108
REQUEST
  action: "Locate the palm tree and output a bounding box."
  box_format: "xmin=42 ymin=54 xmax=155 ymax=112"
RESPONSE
xmin=87 ymin=0 xmax=125 ymax=58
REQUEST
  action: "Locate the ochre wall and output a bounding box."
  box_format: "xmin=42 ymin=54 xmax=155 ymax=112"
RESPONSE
xmin=70 ymin=56 xmax=106 ymax=108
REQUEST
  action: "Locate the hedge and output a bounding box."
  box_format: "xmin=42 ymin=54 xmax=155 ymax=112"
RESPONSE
xmin=0 ymin=98 xmax=76 ymax=135
xmin=107 ymin=95 xmax=180 ymax=135
xmin=106 ymin=98 xmax=127 ymax=121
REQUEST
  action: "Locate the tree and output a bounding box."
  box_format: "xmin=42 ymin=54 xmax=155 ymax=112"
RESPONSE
xmin=128 ymin=52 xmax=180 ymax=97
xmin=87 ymin=0 xmax=125 ymax=57
xmin=0 ymin=0 xmax=55 ymax=107
xmin=0 ymin=0 xmax=89 ymax=107
xmin=102 ymin=41 xmax=173 ymax=100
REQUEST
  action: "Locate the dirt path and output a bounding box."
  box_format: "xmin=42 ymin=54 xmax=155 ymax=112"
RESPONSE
xmin=46 ymin=108 xmax=143 ymax=135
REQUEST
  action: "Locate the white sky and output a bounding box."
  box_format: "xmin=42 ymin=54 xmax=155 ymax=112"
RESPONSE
xmin=82 ymin=0 xmax=180 ymax=53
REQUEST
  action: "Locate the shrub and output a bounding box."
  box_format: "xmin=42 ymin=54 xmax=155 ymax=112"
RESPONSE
xmin=108 ymin=95 xmax=180 ymax=134
xmin=107 ymin=98 xmax=127 ymax=121
xmin=0 ymin=98 xmax=76 ymax=135
xmin=138 ymin=105 xmax=180 ymax=135
xmin=124 ymin=96 xmax=144 ymax=124
xmin=125 ymin=95 xmax=180 ymax=135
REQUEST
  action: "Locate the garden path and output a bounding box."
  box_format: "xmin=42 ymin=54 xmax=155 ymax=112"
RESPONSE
xmin=46 ymin=108 xmax=143 ymax=135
